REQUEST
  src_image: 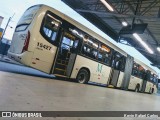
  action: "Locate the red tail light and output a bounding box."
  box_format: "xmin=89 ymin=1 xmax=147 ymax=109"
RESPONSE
xmin=22 ymin=31 xmax=30 ymax=53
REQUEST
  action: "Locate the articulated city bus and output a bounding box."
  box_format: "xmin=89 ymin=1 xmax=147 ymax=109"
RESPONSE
xmin=8 ymin=4 xmax=158 ymax=93
xmin=108 ymin=55 xmax=158 ymax=93
xmin=132 ymin=59 xmax=158 ymax=94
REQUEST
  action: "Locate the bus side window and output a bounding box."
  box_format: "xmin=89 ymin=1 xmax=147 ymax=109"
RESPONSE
xmin=82 ymin=45 xmax=91 ymax=57
xmin=73 ymin=40 xmax=79 ymax=49
xmin=61 ymin=36 xmax=72 ymax=51
xmin=111 ymin=52 xmax=124 ymax=70
xmin=145 ymin=70 xmax=151 ymax=81
xmin=71 ymin=39 xmax=79 ymax=53
xmin=138 ymin=65 xmax=145 ymax=79
xmin=61 ymin=32 xmax=80 ymax=54
xmin=82 ymin=37 xmax=98 ymax=60
xmin=118 ymin=57 xmax=126 ymax=72
xmin=132 ymin=63 xmax=138 ymax=77
xmin=40 ymin=13 xmax=61 ymax=45
xmin=98 ymin=52 xmax=103 ymax=61
xmin=150 ymin=74 xmax=154 ymax=81
xmin=99 ymin=44 xmax=111 ymax=66
xmin=91 ymin=49 xmax=98 ymax=59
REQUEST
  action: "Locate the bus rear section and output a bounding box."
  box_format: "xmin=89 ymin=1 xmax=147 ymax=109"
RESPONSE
xmin=8 ymin=5 xmax=42 ymax=66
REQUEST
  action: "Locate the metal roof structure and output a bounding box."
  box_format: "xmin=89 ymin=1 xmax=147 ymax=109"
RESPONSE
xmin=62 ymin=0 xmax=160 ymax=68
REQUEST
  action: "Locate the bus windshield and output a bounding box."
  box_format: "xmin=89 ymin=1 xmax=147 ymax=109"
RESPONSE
xmin=15 ymin=5 xmax=41 ymax=32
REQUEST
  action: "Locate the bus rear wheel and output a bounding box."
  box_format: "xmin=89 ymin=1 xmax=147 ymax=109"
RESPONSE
xmin=76 ymin=69 xmax=90 ymax=84
xmin=150 ymin=88 xmax=154 ymax=94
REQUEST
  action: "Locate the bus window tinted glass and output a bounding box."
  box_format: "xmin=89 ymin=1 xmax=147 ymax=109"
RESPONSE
xmin=41 ymin=13 xmax=61 ymax=44
xmin=153 ymin=75 xmax=158 ymax=84
xmin=99 ymin=44 xmax=111 ymax=65
xmin=138 ymin=65 xmax=145 ymax=79
xmin=61 ymin=37 xmax=73 ymax=50
xmin=132 ymin=63 xmax=138 ymax=76
xmin=150 ymin=74 xmax=154 ymax=81
xmin=82 ymin=36 xmax=98 ymax=60
xmin=61 ymin=32 xmax=79 ymax=54
xmin=111 ymin=52 xmax=125 ymax=71
xmin=145 ymin=70 xmax=151 ymax=80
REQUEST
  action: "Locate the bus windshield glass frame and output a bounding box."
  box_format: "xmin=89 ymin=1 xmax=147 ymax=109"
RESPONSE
xmin=15 ymin=5 xmax=42 ymax=32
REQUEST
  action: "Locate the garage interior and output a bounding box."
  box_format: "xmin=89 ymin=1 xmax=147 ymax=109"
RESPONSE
xmin=63 ymin=0 xmax=160 ymax=68
xmin=0 ymin=1 xmax=160 ymax=119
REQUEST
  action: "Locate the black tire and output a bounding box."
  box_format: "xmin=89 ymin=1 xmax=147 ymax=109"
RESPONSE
xmin=151 ymin=88 xmax=154 ymax=94
xmin=135 ymin=84 xmax=140 ymax=92
xmin=149 ymin=88 xmax=154 ymax=94
xmin=76 ymin=69 xmax=90 ymax=84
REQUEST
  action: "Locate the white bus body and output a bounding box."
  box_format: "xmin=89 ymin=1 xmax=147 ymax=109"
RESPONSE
xmin=8 ymin=4 xmax=122 ymax=85
xmin=8 ymin=4 xmax=158 ymax=93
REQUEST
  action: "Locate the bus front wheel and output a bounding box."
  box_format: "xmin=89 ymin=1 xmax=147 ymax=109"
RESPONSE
xmin=76 ymin=69 xmax=90 ymax=84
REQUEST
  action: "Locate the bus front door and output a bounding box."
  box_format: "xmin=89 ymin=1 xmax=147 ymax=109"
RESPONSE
xmin=108 ymin=52 xmax=122 ymax=87
xmin=52 ymin=32 xmax=78 ymax=77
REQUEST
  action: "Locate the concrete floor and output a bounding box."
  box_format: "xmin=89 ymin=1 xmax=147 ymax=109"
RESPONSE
xmin=0 ymin=60 xmax=160 ymax=120
xmin=0 ymin=71 xmax=160 ymax=120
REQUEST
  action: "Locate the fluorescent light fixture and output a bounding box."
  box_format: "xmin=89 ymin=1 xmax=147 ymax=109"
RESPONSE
xmin=122 ymin=21 xmax=128 ymax=26
xmin=100 ymin=0 xmax=114 ymax=12
xmin=157 ymin=47 xmax=160 ymax=52
xmin=133 ymin=33 xmax=154 ymax=54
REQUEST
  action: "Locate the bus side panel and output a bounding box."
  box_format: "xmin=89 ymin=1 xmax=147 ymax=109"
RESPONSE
xmin=116 ymin=72 xmax=124 ymax=88
xmin=70 ymin=55 xmax=111 ymax=85
xmin=128 ymin=76 xmax=143 ymax=90
xmin=8 ymin=51 xmax=33 ymax=66
xmin=153 ymin=85 xmax=157 ymax=93
xmin=30 ymin=46 xmax=57 ymax=73
xmin=91 ymin=64 xmax=111 ymax=85
xmin=28 ymin=10 xmax=58 ymax=73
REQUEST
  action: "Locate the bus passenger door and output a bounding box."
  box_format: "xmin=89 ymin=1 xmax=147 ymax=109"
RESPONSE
xmin=109 ymin=52 xmax=125 ymax=87
xmin=52 ymin=31 xmax=79 ymax=77
xmin=110 ymin=69 xmax=120 ymax=86
xmin=141 ymin=70 xmax=150 ymax=92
